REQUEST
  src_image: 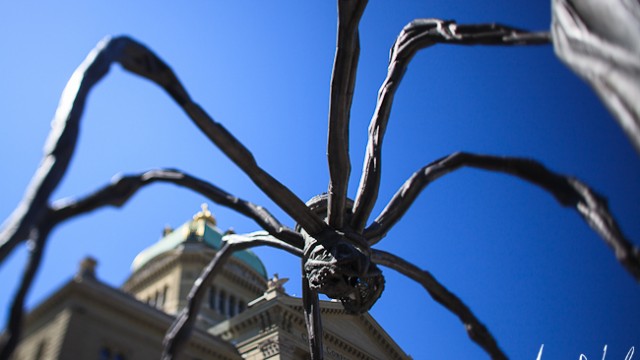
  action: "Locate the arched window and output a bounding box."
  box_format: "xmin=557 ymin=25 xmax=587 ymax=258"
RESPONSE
xmin=238 ymin=300 xmax=246 ymax=314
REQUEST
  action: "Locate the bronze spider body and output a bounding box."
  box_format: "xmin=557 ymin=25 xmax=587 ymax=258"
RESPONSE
xmin=1 ymin=1 xmax=639 ymax=360
xmin=300 ymin=194 xmax=384 ymax=314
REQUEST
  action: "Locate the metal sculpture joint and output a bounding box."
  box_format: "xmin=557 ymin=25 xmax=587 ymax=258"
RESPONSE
xmin=1 ymin=1 xmax=640 ymax=360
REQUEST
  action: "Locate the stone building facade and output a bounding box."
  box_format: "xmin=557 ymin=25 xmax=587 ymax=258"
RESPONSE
xmin=9 ymin=206 xmax=410 ymax=360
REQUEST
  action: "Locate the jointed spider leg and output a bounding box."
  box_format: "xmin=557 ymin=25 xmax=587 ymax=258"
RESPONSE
xmin=0 ymin=36 xmax=325 ymax=267
xmin=371 ymin=249 xmax=506 ymax=360
xmin=364 ymin=152 xmax=640 ymax=282
xmin=0 ymin=167 xmax=303 ymax=360
xmin=0 ymin=33 xmax=326 ymax=360
xmin=162 ymin=232 xmax=303 ymax=360
xmin=0 ymin=36 xmax=123 ymax=263
xmin=327 ymin=0 xmax=368 ymax=229
xmin=553 ymin=0 xmax=640 ymax=154
xmin=351 ymin=20 xmax=550 ymax=232
xmin=50 ymin=169 xmax=303 ymax=248
xmin=302 ymin=267 xmax=324 ymax=360
xmin=0 ymin=221 xmax=51 ymax=360
xmin=105 ymin=37 xmax=328 ymax=236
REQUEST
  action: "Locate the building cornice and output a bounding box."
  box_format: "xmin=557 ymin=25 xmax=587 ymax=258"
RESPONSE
xmin=22 ymin=276 xmax=241 ymax=360
xmin=122 ymin=244 xmax=267 ymax=296
xmin=210 ymin=291 xmax=410 ymax=360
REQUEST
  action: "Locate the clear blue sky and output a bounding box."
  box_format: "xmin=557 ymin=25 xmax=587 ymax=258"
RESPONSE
xmin=1 ymin=2 xmax=639 ymax=359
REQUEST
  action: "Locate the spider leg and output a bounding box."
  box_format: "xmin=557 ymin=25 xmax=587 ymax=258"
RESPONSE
xmin=50 ymin=169 xmax=303 ymax=248
xmin=114 ymin=37 xmax=326 ymax=235
xmin=327 ymin=0 xmax=367 ymax=229
xmin=553 ymin=0 xmax=640 ymax=154
xmin=0 ymin=37 xmax=326 ymax=266
xmin=364 ymin=152 xmax=640 ymax=282
xmin=0 ymin=220 xmax=51 ymax=360
xmin=351 ymin=20 xmax=550 ymax=232
xmin=0 ymin=36 xmax=119 ymax=263
xmin=0 ymin=169 xmax=305 ymax=360
xmin=162 ymin=232 xmax=302 ymax=360
xmin=371 ymin=249 xmax=507 ymax=360
xmin=302 ymin=266 xmax=324 ymax=360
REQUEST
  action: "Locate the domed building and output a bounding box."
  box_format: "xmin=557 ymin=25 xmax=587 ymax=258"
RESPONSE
xmin=123 ymin=205 xmax=268 ymax=330
xmin=9 ymin=206 xmax=410 ymax=360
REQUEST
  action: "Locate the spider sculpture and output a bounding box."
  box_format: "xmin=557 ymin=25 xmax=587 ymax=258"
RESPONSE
xmin=1 ymin=1 xmax=639 ymax=360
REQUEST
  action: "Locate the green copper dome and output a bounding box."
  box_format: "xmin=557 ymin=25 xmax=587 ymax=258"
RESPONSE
xmin=131 ymin=205 xmax=267 ymax=279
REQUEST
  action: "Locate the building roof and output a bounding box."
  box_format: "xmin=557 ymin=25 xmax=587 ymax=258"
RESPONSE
xmin=131 ymin=205 xmax=267 ymax=279
xmin=15 ymin=264 xmax=242 ymax=360
xmin=210 ymin=287 xmax=411 ymax=359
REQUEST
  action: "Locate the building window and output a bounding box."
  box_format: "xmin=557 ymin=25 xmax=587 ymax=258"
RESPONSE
xmin=155 ymin=285 xmax=167 ymax=309
xmin=208 ymin=286 xmax=216 ymax=310
xmin=162 ymin=285 xmax=168 ymax=307
xmin=99 ymin=347 xmax=125 ymax=360
xmin=218 ymin=290 xmax=226 ymax=315
xmin=146 ymin=285 xmax=169 ymax=310
xmin=229 ymin=295 xmax=236 ymax=317
xmin=99 ymin=347 xmax=111 ymax=360
xmin=33 ymin=340 xmax=46 ymax=360
xmin=238 ymin=300 xmax=246 ymax=314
